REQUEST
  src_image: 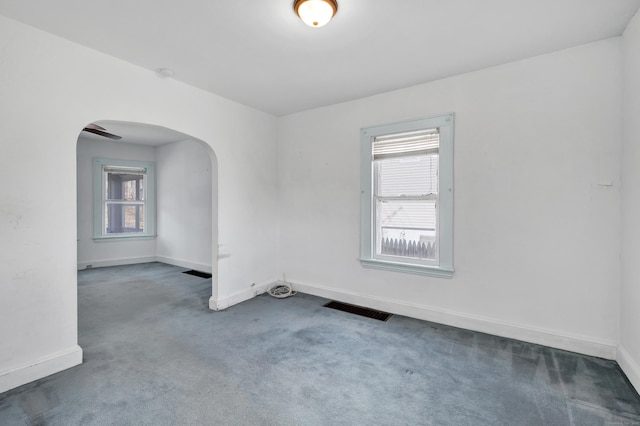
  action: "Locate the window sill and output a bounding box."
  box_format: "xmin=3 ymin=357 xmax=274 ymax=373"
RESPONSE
xmin=93 ymin=235 xmax=157 ymax=242
xmin=359 ymin=258 xmax=453 ymax=278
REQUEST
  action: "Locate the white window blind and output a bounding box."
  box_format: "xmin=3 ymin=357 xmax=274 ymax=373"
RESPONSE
xmin=373 ymin=129 xmax=439 ymax=160
xmin=102 ymin=166 xmax=146 ymax=174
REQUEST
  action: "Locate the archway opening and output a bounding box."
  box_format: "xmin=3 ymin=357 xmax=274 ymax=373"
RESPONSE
xmin=76 ymin=119 xmax=219 ymax=304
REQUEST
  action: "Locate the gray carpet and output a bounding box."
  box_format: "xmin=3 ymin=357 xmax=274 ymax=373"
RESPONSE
xmin=1 ymin=262 xmax=639 ymax=425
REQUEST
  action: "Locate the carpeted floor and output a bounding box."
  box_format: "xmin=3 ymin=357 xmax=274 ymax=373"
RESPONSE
xmin=1 ymin=262 xmax=639 ymax=425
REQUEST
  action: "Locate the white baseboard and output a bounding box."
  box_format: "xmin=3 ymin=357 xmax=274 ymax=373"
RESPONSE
xmin=291 ymin=279 xmax=618 ymax=360
xmin=155 ymin=256 xmax=212 ymax=274
xmin=209 ymin=279 xmax=274 ymax=311
xmin=78 ymin=256 xmax=212 ymax=273
xmin=77 ymin=256 xmax=157 ymax=270
xmin=617 ymin=345 xmax=640 ymax=394
xmin=0 ymin=345 xmax=83 ymax=394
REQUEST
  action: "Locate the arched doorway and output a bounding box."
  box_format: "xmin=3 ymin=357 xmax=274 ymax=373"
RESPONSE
xmin=76 ymin=120 xmax=219 ymax=304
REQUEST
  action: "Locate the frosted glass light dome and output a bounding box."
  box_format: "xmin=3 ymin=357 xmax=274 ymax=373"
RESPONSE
xmin=294 ymin=0 xmax=338 ymax=28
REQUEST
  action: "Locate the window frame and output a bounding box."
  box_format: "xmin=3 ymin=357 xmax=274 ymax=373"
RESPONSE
xmin=93 ymin=157 xmax=156 ymax=241
xmin=360 ymin=114 xmax=454 ymax=277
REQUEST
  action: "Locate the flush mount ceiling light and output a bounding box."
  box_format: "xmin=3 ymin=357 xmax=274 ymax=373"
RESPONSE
xmin=293 ymin=0 xmax=338 ymax=28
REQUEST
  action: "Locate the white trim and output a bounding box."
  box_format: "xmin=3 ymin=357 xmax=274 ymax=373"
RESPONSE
xmin=360 ymin=258 xmax=453 ymax=278
xmin=77 ymin=256 xmax=158 ymax=270
xmin=92 ymin=235 xmax=156 ymax=242
xmin=209 ymin=279 xmax=274 ymax=311
xmin=290 ymin=279 xmax=617 ymax=360
xmin=0 ymin=345 xmax=82 ymax=394
xmin=617 ymin=345 xmax=640 ymax=394
xmin=155 ymin=256 xmax=212 ymax=274
xmin=78 ymin=256 xmax=212 ymax=272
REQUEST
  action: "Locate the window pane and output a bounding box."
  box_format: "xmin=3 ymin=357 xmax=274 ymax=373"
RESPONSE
xmin=106 ymin=172 xmax=145 ymax=201
xmin=376 ymin=154 xmax=438 ymax=197
xmin=376 ymin=199 xmax=436 ymax=260
xmin=105 ymin=203 xmax=145 ymax=234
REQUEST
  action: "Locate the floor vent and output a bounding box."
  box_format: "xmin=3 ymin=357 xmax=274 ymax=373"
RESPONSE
xmin=323 ymin=301 xmax=392 ymax=322
xmin=182 ymin=270 xmax=212 ymax=279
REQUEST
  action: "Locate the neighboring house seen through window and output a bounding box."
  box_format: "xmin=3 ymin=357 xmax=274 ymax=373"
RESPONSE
xmin=360 ymin=114 xmax=454 ymax=277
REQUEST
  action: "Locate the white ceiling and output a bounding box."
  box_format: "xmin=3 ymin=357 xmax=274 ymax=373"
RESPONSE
xmin=79 ymin=121 xmax=193 ymax=146
xmin=1 ymin=0 xmax=639 ymax=117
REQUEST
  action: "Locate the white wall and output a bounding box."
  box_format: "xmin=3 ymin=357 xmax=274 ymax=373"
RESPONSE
xmin=77 ymin=138 xmax=158 ymax=269
xmin=620 ymin=10 xmax=640 ymax=393
xmin=0 ymin=15 xmax=279 ymax=393
xmin=278 ymin=38 xmax=622 ymax=359
xmin=157 ymin=140 xmax=213 ymax=272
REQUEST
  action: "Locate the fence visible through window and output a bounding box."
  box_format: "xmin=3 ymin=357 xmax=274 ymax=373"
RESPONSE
xmin=380 ymin=236 xmax=436 ymax=260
